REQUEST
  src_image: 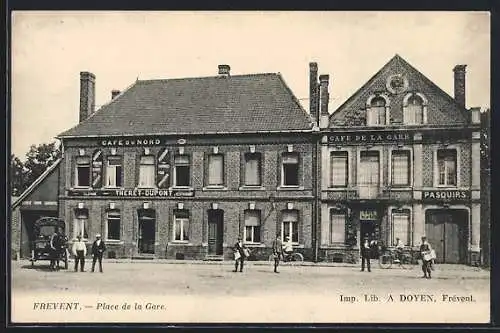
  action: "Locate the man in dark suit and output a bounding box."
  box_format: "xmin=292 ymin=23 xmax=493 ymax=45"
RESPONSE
xmin=233 ymin=237 xmax=247 ymax=272
xmin=271 ymin=234 xmax=283 ymax=273
xmin=360 ymin=235 xmax=371 ymax=272
xmin=91 ymin=234 xmax=106 ymax=273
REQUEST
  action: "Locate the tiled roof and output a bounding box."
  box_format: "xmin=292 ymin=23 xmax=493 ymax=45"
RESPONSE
xmin=58 ymin=73 xmax=313 ymax=138
xmin=330 ymin=54 xmax=470 ymax=127
xmin=11 ymin=159 xmax=62 ymax=209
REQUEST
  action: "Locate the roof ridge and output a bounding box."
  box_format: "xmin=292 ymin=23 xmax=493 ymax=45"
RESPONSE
xmin=12 ymin=158 xmax=62 ymax=209
xmin=137 ymin=72 xmax=279 ymax=84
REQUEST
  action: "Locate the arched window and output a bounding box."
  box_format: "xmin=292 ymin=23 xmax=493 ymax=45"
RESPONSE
xmin=367 ymin=96 xmax=387 ymax=126
xmin=405 ymin=95 xmax=424 ymax=125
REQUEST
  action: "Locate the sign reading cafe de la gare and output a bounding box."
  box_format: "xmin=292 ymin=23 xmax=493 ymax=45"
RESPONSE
xmin=327 ymin=131 xmax=412 ymax=144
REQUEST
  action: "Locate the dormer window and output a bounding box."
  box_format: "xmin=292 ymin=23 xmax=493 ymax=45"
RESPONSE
xmin=366 ymin=95 xmax=388 ymax=126
xmin=403 ymin=93 xmax=428 ymax=125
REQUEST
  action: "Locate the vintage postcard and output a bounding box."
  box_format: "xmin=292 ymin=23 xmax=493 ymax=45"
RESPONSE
xmin=9 ymin=11 xmax=490 ymax=324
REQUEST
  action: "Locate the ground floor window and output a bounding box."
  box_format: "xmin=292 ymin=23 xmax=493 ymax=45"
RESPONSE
xmin=73 ymin=209 xmax=89 ymax=240
xmin=173 ymin=210 xmax=189 ymax=241
xmin=330 ymin=210 xmax=346 ymax=244
xmin=391 ymin=209 xmax=411 ymax=246
xmin=282 ymin=210 xmax=299 ymax=243
xmin=244 ymin=210 xmax=261 ymax=243
xmin=106 ymin=210 xmax=121 ymax=240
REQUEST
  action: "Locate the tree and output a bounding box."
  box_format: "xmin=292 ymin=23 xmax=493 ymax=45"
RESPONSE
xmin=10 ymin=155 xmax=26 ymax=197
xmin=10 ymin=141 xmax=61 ymax=196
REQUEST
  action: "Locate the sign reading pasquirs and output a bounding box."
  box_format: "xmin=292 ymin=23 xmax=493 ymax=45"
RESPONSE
xmin=328 ymin=131 xmax=412 ymax=144
xmin=422 ymin=190 xmax=470 ymax=201
xmin=67 ymin=188 xmax=194 ymax=197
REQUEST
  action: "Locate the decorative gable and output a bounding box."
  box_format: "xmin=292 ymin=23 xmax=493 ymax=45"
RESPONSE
xmin=330 ymin=55 xmax=470 ymax=128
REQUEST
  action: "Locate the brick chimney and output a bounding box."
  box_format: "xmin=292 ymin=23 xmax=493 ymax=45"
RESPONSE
xmin=111 ymin=90 xmax=121 ymax=100
xmin=453 ymin=64 xmax=467 ymax=108
xmin=319 ymin=74 xmax=330 ymax=128
xmin=79 ymin=72 xmax=96 ymax=122
xmin=309 ymin=62 xmax=319 ymax=125
xmin=218 ymin=64 xmax=231 ymax=77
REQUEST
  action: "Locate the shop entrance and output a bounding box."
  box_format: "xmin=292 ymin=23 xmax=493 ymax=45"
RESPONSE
xmin=207 ymin=209 xmax=224 ymax=255
xmin=425 ymin=209 xmax=468 ymax=264
xmin=138 ymin=209 xmax=156 ymax=254
xmin=359 ymin=209 xmax=380 ymax=242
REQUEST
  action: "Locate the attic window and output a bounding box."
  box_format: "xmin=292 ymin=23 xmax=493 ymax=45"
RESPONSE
xmin=367 ymin=96 xmax=387 ymax=126
xmin=403 ymin=93 xmax=427 ymax=125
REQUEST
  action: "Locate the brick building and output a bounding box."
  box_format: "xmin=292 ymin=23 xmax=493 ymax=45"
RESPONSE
xmin=315 ymin=55 xmax=482 ymax=265
xmin=56 ymin=65 xmax=316 ymax=260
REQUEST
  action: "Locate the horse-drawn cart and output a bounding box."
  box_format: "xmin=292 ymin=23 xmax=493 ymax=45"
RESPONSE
xmin=30 ymin=217 xmax=69 ymax=269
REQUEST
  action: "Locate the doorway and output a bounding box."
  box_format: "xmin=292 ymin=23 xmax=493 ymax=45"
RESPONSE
xmin=425 ymin=209 xmax=468 ymax=264
xmin=207 ymin=209 xmax=224 ymax=255
xmin=20 ymin=210 xmax=58 ymax=258
xmin=138 ymin=209 xmax=156 ymax=254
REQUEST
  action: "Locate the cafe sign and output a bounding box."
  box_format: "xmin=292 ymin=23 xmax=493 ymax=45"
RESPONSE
xmin=67 ymin=188 xmax=195 ymax=198
xmin=328 ymin=131 xmax=412 ymax=145
xmin=422 ymin=190 xmax=470 ymax=202
xmin=360 ymin=210 xmax=378 ymax=220
xmin=99 ymin=137 xmax=188 ymax=147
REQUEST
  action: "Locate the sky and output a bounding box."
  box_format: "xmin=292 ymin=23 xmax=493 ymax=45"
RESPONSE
xmin=11 ymin=11 xmax=490 ymax=160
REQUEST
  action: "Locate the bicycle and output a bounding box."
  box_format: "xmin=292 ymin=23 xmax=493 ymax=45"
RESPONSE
xmin=378 ymin=248 xmax=416 ymax=269
xmin=268 ymin=252 xmax=304 ymax=266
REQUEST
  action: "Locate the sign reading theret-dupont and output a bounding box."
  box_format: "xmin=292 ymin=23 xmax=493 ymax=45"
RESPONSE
xmin=67 ymin=188 xmax=194 ymax=197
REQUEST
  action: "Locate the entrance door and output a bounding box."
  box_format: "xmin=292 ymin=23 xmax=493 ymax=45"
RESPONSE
xmin=425 ymin=210 xmax=468 ymax=264
xmin=138 ymin=210 xmax=156 ymax=254
xmin=207 ymin=209 xmax=223 ymax=255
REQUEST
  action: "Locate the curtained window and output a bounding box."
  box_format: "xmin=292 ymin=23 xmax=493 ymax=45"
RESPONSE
xmin=438 ymin=150 xmax=457 ymax=186
xmin=282 ymin=210 xmax=299 ymax=243
xmin=244 ymin=210 xmax=261 ymax=243
xmin=105 ymin=156 xmax=122 ymax=187
xmin=244 ymin=153 xmax=262 ymax=186
xmin=173 ymin=210 xmax=189 ymax=241
xmin=330 ymin=151 xmax=348 ymax=187
xmin=208 ymin=154 xmax=224 ymax=186
xmin=392 ymin=210 xmax=410 ymax=246
xmin=138 ymin=155 xmax=155 ymax=187
xmin=391 ymin=151 xmax=410 ymax=186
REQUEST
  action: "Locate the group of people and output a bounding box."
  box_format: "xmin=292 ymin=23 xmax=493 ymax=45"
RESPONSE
xmin=360 ymin=233 xmax=436 ymax=278
xmin=49 ymin=229 xmax=107 ymax=273
xmin=232 ymin=234 xmax=294 ymax=273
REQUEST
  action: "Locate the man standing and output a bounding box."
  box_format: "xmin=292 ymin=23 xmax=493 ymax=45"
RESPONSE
xmin=91 ymin=234 xmax=106 ymax=273
xmin=360 ymin=235 xmax=371 ymax=272
xmin=233 ymin=236 xmax=246 ymax=273
xmin=271 ymin=234 xmax=283 ymax=273
xmin=420 ymin=236 xmax=433 ymax=279
xmin=49 ymin=227 xmax=64 ymax=271
xmin=72 ymin=235 xmax=87 ymax=272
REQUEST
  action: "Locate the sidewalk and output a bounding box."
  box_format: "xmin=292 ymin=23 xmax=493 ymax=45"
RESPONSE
xmin=14 ymin=258 xmax=490 ymax=272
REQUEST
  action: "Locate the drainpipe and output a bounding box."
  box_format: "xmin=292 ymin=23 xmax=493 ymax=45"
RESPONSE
xmin=312 ymin=130 xmax=321 ymax=262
